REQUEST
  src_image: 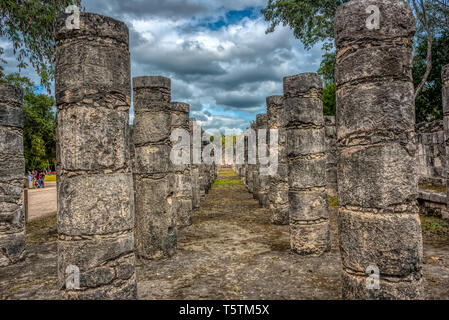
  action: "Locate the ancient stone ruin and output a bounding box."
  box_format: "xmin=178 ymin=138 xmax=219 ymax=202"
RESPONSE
xmin=55 ymin=12 xmax=137 ymax=299
xmin=171 ymin=102 xmax=193 ymax=228
xmin=133 ymin=76 xmax=176 ymax=261
xmin=335 ymin=0 xmax=423 ymax=299
xmin=267 ymin=95 xmax=289 ymax=225
xmin=0 ymin=83 xmax=26 ymax=267
xmin=4 ymin=0 xmax=448 ymax=301
xmin=284 ymin=73 xmax=330 ymax=255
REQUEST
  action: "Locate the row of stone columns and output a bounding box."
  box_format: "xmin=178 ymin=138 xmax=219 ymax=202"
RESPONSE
xmin=237 ymin=0 xmax=427 ymax=299
xmin=52 ymin=12 xmax=216 ymax=299
xmin=1 ymin=0 xmax=438 ymax=300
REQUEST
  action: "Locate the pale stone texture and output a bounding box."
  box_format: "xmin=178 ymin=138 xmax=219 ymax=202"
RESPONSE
xmin=190 ymin=118 xmax=201 ymax=209
xmin=133 ymin=76 xmax=176 ymax=260
xmin=55 ymin=12 xmax=136 ymax=299
xmin=0 ymin=84 xmax=26 ymax=267
xmin=324 ymin=116 xmax=338 ymax=198
xmin=335 ymin=0 xmax=423 ymax=299
xmin=171 ymin=102 xmax=193 ymax=228
xmin=267 ymin=96 xmax=289 ymax=225
xmin=247 ymin=122 xmax=257 ymax=195
xmin=284 ymin=73 xmax=330 ymax=256
xmin=256 ymin=114 xmax=269 ymax=207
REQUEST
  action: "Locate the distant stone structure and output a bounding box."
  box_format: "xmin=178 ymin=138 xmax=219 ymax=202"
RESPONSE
xmin=335 ymin=0 xmax=423 ymax=299
xmin=190 ymin=118 xmax=201 ymax=209
xmin=256 ymin=114 xmax=269 ymax=207
xmin=267 ymin=96 xmax=289 ymax=225
xmin=55 ymin=12 xmax=137 ymax=299
xmin=133 ymin=76 xmax=176 ymax=260
xmin=284 ymin=73 xmax=330 ymax=255
xmin=324 ymin=116 xmax=338 ymax=198
xmin=0 ymin=84 xmax=26 ymax=267
xmin=171 ymin=102 xmax=193 ymax=228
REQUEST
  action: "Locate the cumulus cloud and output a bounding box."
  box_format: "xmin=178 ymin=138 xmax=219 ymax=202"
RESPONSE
xmin=0 ymin=0 xmax=324 ymax=133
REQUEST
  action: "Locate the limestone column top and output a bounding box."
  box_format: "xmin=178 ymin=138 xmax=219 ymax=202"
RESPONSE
xmin=133 ymin=76 xmax=171 ymax=90
xmin=283 ymin=73 xmax=322 ymax=97
xmin=171 ymin=102 xmax=190 ymax=113
xmin=55 ymin=12 xmax=129 ymax=44
xmin=335 ymin=0 xmax=415 ymax=47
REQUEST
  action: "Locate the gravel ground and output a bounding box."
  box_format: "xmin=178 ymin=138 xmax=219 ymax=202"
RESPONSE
xmin=1 ymin=169 xmax=448 ymax=300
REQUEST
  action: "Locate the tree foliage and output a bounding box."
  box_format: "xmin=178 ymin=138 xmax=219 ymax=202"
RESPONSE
xmin=263 ymin=0 xmax=449 ymax=119
xmin=0 ymin=0 xmax=81 ymax=90
xmin=414 ymin=32 xmax=449 ymax=123
xmin=2 ymin=73 xmax=56 ymax=170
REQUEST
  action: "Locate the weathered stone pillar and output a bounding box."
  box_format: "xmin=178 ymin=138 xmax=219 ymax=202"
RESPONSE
xmin=253 ymin=115 xmax=262 ymax=200
xmin=171 ymin=102 xmax=193 ymax=228
xmin=444 ymin=65 xmax=449 ymax=213
xmin=0 ymin=84 xmax=26 ymax=267
xmin=335 ymin=0 xmax=423 ymax=299
xmin=190 ymin=118 xmax=201 ymax=209
xmin=324 ymin=116 xmax=338 ymax=198
xmin=55 ymin=13 xmax=136 ymax=299
xmin=267 ymin=95 xmax=289 ymax=225
xmin=257 ymin=114 xmax=270 ymax=207
xmin=284 ymin=73 xmax=330 ymax=255
xmin=133 ymin=76 xmax=176 ymax=260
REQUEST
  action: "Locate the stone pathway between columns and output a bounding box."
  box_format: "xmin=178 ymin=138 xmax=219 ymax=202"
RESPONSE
xmin=0 ymin=168 xmax=449 ymax=299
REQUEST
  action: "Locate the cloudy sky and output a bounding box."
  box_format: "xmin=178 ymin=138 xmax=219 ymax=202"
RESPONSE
xmin=2 ymin=0 xmax=323 ymax=134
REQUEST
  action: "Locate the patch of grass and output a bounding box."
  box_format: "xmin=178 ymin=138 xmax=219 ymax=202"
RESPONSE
xmin=214 ymin=179 xmax=241 ymax=185
xmin=328 ymin=197 xmax=340 ymax=209
xmin=44 ymin=175 xmax=57 ymax=182
xmin=420 ymin=215 xmax=449 ymax=246
xmin=26 ymin=214 xmax=57 ymax=234
xmin=26 ymin=214 xmax=57 ymax=245
xmin=421 ymin=215 xmax=449 ymax=233
xmin=419 ymin=183 xmax=446 ymax=194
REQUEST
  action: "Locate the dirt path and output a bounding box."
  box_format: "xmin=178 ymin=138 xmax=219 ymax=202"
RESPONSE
xmin=1 ymin=168 xmax=448 ymax=299
xmin=26 ymin=182 xmax=57 ymax=221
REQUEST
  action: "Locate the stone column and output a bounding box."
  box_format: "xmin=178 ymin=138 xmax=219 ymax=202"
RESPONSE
xmin=257 ymin=114 xmax=270 ymax=207
xmin=267 ymin=95 xmax=289 ymax=225
xmin=171 ymin=102 xmax=193 ymax=228
xmin=324 ymin=116 xmax=338 ymax=198
xmin=190 ymin=118 xmax=201 ymax=209
xmin=253 ymin=115 xmax=262 ymax=200
xmin=0 ymin=84 xmax=26 ymax=267
xmin=55 ymin=13 xmax=136 ymax=299
xmin=133 ymin=76 xmax=176 ymax=260
xmin=335 ymin=0 xmax=423 ymax=299
xmin=444 ymin=65 xmax=449 ymax=214
xmin=284 ymin=73 xmax=330 ymax=255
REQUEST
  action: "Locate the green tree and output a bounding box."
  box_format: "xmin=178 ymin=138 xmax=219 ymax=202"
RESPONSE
xmin=322 ymin=82 xmax=336 ymax=116
xmin=414 ymin=32 xmax=449 ymax=123
xmin=262 ymin=0 xmax=449 ymax=117
xmin=0 ymin=0 xmax=82 ymax=90
xmin=2 ymin=73 xmax=56 ymax=171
